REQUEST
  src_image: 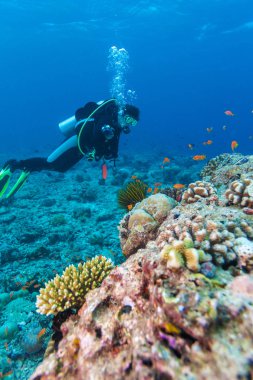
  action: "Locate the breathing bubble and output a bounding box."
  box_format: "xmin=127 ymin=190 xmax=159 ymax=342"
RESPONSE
xmin=107 ymin=46 xmax=137 ymax=114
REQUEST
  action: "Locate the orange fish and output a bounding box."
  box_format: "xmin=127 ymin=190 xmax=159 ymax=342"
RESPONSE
xmin=147 ymin=187 xmax=153 ymax=193
xmin=187 ymin=143 xmax=195 ymax=150
xmin=33 ymin=284 xmax=41 ymax=289
xmin=131 ymin=175 xmax=137 ymax=179
xmin=224 ymin=110 xmax=234 ymax=116
xmin=37 ymin=328 xmax=46 ymax=340
xmin=206 ymin=127 xmax=213 ymax=133
xmin=153 ymin=187 xmax=159 ymax=194
xmin=163 ymin=157 xmax=170 ymax=164
xmin=203 ymin=140 xmax=213 ymax=145
xmin=102 ymin=164 xmax=107 ymax=180
xmin=127 ymin=204 xmax=133 ymax=211
xmin=231 ymin=140 xmax=238 ymax=152
xmin=154 ymin=182 xmax=162 ymax=187
xmin=173 ymin=184 xmax=185 ymax=189
xmin=193 ymin=155 xmax=206 ymax=161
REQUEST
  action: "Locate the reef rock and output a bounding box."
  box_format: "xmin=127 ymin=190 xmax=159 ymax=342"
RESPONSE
xmin=119 ymin=194 xmax=176 ymax=257
xmin=31 ymin=195 xmax=253 ymax=380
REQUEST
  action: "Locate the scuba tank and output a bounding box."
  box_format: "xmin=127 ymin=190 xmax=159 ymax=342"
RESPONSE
xmin=58 ymin=115 xmax=76 ymax=136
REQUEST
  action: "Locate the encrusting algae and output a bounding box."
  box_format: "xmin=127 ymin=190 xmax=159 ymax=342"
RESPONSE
xmin=36 ymin=256 xmax=114 ymax=315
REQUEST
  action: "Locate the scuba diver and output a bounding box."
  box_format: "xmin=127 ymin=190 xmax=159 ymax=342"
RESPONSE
xmin=0 ymin=98 xmax=140 ymax=198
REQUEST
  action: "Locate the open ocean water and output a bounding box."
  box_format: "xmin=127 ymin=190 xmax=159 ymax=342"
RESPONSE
xmin=0 ymin=0 xmax=253 ymax=378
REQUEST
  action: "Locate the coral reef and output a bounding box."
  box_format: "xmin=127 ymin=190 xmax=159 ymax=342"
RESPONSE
xmin=182 ymin=180 xmax=217 ymax=204
xmin=157 ymin=202 xmax=253 ymax=267
xmin=201 ymin=153 xmax=252 ymax=186
xmin=30 ymin=248 xmax=253 ymax=380
xmin=225 ymin=177 xmax=253 ymax=211
xmin=160 ymin=237 xmax=207 ymax=272
xmin=30 ymin=171 xmax=253 ymax=379
xmin=119 ymin=194 xmax=177 ymax=257
xmin=36 ymin=256 xmax=114 ymax=315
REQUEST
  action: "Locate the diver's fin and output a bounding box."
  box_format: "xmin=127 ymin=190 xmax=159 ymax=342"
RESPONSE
xmin=6 ymin=170 xmax=30 ymax=199
xmin=0 ymin=167 xmax=12 ymax=197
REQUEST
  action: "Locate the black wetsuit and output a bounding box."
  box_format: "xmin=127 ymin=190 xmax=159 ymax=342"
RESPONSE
xmin=5 ymin=100 xmax=122 ymax=173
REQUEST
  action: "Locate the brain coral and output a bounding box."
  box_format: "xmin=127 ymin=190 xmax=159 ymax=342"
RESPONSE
xmin=119 ymin=194 xmax=177 ymax=257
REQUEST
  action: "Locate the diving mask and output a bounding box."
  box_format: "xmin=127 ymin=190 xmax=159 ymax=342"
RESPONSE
xmin=124 ymin=115 xmax=138 ymax=127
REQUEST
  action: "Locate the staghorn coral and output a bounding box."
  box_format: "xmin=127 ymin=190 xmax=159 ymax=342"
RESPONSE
xmin=182 ymin=181 xmax=217 ymax=204
xmin=36 ymin=256 xmax=114 ymax=315
xmin=225 ymin=177 xmax=253 ymax=210
xmin=117 ymin=179 xmax=147 ymax=210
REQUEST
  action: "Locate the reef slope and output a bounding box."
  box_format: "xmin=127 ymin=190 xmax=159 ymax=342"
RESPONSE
xmin=31 ymin=192 xmax=253 ymax=380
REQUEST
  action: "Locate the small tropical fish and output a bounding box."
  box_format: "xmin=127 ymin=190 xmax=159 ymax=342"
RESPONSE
xmin=127 ymin=204 xmax=133 ymax=211
xmin=231 ymin=140 xmax=238 ymax=152
xmin=173 ymin=184 xmax=185 ymax=189
xmin=206 ymin=127 xmax=213 ymax=133
xmin=163 ymin=157 xmax=170 ymax=164
xmin=33 ymin=284 xmax=40 ymax=289
xmin=193 ymin=155 xmax=206 ymax=161
xmin=187 ymin=143 xmax=195 ymax=150
xmin=102 ymin=164 xmax=107 ymax=180
xmin=224 ymin=110 xmax=234 ymax=116
xmin=147 ymin=187 xmax=153 ymax=193
xmin=154 ymin=182 xmax=162 ymax=187
xmin=203 ymin=140 xmax=213 ymax=145
xmin=131 ymin=175 xmax=137 ymax=179
xmin=153 ymin=187 xmax=159 ymax=194
xmin=222 ymin=125 xmax=227 ymax=131
xmin=37 ymin=328 xmax=46 ymax=340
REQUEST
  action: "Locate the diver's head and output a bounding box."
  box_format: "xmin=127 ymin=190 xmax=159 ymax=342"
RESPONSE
xmin=121 ymin=104 xmax=140 ymax=133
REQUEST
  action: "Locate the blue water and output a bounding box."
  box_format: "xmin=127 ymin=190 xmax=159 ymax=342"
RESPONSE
xmin=0 ymin=0 xmax=253 ymax=158
xmin=0 ymin=1 xmax=253 ymax=377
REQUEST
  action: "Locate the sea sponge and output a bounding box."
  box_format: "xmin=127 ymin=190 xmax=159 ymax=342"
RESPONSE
xmin=36 ymin=256 xmax=114 ymax=315
xmin=182 ymin=181 xmax=217 ymax=204
xmin=225 ymin=178 xmax=253 ymax=210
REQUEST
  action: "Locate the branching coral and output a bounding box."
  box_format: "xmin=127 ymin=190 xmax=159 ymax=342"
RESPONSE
xmin=157 ymin=213 xmax=253 ymax=267
xmin=36 ymin=256 xmax=114 ymax=315
xmin=117 ymin=180 xmax=147 ymax=210
xmin=182 ymin=181 xmax=217 ymax=204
